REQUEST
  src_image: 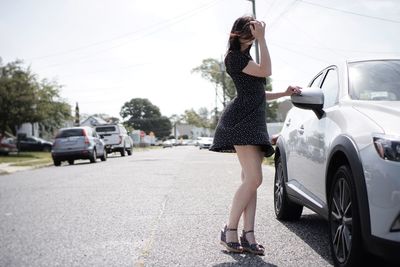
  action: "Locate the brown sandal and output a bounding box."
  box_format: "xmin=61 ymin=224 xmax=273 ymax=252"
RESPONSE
xmin=240 ymin=230 xmax=265 ymax=255
xmin=220 ymin=225 xmax=243 ymax=253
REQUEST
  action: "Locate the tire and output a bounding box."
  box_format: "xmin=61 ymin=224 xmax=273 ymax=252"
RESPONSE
xmin=127 ymin=147 xmax=132 ymax=156
xmin=100 ymin=151 xmax=107 ymax=161
xmin=68 ymin=159 xmax=74 ymax=165
xmin=328 ymin=165 xmax=364 ymax=267
xmin=120 ymin=146 xmax=126 ymax=157
xmin=90 ymin=149 xmax=97 ymax=163
xmin=274 ymin=156 xmax=303 ymax=221
xmin=53 ymin=159 xmax=61 ymax=166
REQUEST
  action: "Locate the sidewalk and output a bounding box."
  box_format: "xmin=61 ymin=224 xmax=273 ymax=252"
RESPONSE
xmin=0 ymin=162 xmax=52 ymax=175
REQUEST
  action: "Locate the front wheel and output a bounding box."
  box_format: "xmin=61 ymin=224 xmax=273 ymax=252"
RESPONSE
xmin=100 ymin=150 xmax=107 ymax=161
xmin=328 ymin=165 xmax=364 ymax=267
xmin=274 ymin=156 xmax=303 ymax=221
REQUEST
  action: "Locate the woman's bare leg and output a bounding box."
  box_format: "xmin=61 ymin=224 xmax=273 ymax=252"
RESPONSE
xmin=226 ymin=145 xmax=264 ymax=243
xmin=241 ymin=150 xmax=264 ymax=244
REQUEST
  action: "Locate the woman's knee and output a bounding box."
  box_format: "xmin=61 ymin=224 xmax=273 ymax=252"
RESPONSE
xmin=243 ymin=175 xmax=263 ymax=190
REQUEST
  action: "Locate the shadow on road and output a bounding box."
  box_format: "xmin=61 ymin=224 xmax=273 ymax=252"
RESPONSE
xmin=213 ymin=251 xmax=278 ymax=267
xmin=280 ymin=213 xmax=333 ymax=265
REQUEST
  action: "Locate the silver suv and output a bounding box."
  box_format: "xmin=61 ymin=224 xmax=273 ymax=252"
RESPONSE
xmin=94 ymin=124 xmax=133 ymax=157
xmin=274 ymin=59 xmax=400 ymax=266
xmin=52 ymin=126 xmax=106 ymax=166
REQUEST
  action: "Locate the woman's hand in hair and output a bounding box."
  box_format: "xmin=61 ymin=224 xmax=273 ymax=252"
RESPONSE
xmin=250 ymin=20 xmax=266 ymax=41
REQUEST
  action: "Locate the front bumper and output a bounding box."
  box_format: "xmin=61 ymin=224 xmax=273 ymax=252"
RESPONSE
xmin=359 ymin=144 xmax=400 ymax=255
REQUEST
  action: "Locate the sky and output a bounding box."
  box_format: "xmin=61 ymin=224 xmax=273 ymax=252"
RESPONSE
xmin=1 ymin=0 xmax=400 ymax=120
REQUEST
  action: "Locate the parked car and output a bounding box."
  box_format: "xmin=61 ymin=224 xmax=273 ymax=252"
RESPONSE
xmin=198 ymin=137 xmax=213 ymax=150
xmin=0 ymin=137 xmax=17 ymax=155
xmin=162 ymin=140 xmax=174 ymax=148
xmin=17 ymin=136 xmax=52 ymax=152
xmin=52 ymin=126 xmax=106 ymax=166
xmin=274 ymin=59 xmax=400 ymax=266
xmin=94 ymin=124 xmax=133 ymax=156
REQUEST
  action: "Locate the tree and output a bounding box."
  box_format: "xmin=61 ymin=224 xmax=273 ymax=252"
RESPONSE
xmin=0 ymin=59 xmax=71 ymax=138
xmin=35 ymin=79 xmax=71 ymax=135
xmin=74 ymin=102 xmax=80 ymax=126
xmin=120 ymin=98 xmax=171 ymax=138
xmin=192 ymin=58 xmax=236 ymax=107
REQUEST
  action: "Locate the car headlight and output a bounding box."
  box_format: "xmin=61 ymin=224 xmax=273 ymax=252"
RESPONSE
xmin=373 ymin=135 xmax=400 ymax=162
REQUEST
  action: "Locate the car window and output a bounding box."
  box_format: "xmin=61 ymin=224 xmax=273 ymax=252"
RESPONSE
xmin=56 ymin=129 xmax=84 ymax=138
xmin=320 ymin=68 xmax=339 ymax=109
xmin=348 ymin=60 xmax=400 ymax=101
xmin=309 ymin=72 xmax=324 ymax=87
xmin=96 ymin=126 xmax=116 ymax=132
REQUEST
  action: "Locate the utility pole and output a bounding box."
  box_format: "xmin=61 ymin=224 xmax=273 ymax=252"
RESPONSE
xmin=247 ymin=0 xmax=260 ymax=64
xmin=220 ymin=59 xmax=226 ymax=107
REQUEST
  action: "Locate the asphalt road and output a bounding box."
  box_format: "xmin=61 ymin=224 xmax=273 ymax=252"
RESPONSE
xmin=0 ymin=146 xmax=393 ymax=266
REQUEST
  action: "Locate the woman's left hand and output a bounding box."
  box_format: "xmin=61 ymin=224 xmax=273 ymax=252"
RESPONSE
xmin=285 ymin=85 xmax=302 ymax=96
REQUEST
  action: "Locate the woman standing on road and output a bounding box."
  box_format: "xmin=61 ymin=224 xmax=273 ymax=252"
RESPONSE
xmin=209 ymin=16 xmax=301 ymax=255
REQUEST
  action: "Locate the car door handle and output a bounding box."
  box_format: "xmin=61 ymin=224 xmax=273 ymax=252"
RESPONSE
xmin=298 ymin=125 xmax=305 ymax=135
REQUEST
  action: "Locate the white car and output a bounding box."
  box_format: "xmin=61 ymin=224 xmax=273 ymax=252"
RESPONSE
xmin=274 ymin=59 xmax=400 ymax=266
xmin=95 ymin=124 xmax=133 ymax=156
xmin=198 ymin=137 xmax=213 ymax=150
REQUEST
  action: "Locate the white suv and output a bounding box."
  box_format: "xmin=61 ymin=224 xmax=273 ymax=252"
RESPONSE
xmin=274 ymin=59 xmax=400 ymax=266
xmin=95 ymin=124 xmax=133 ymax=156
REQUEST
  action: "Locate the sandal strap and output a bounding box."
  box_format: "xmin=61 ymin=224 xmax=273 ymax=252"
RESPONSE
xmin=225 ymin=225 xmax=238 ymax=232
xmin=243 ymin=230 xmax=254 ymax=235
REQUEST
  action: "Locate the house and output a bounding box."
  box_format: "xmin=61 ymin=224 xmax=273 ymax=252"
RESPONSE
xmin=172 ymin=123 xmax=214 ymax=139
xmin=80 ymin=116 xmax=108 ymax=127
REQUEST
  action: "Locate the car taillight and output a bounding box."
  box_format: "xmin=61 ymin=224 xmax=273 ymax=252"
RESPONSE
xmin=82 ymin=129 xmax=90 ymax=144
xmin=119 ymin=135 xmax=122 ymax=144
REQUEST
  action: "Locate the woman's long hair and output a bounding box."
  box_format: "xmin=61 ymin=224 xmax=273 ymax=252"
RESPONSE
xmin=227 ymin=15 xmax=255 ymax=53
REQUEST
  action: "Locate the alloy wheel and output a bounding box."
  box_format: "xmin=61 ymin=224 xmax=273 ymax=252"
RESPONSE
xmin=330 ymin=177 xmax=353 ymax=264
xmin=274 ymin=162 xmax=284 ymax=214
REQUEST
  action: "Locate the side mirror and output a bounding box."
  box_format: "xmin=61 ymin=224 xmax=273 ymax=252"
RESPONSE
xmin=291 ymin=87 xmax=325 ymax=119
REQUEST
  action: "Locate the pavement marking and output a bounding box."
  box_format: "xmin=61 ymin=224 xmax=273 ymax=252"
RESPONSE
xmin=134 ymin=192 xmax=170 ymax=267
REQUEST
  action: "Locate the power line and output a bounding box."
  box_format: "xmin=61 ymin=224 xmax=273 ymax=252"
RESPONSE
xmin=27 ymin=0 xmax=222 ymax=62
xmin=281 ymin=16 xmax=346 ymax=58
xmin=298 ymin=0 xmax=400 ymax=24
xmin=271 ymin=42 xmax=331 ymax=64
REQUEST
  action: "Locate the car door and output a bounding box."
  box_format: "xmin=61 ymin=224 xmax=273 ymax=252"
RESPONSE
xmin=286 ymin=72 xmax=325 ymax=191
xmin=300 ymin=67 xmax=341 ymax=204
xmin=19 ymin=137 xmax=39 ymax=151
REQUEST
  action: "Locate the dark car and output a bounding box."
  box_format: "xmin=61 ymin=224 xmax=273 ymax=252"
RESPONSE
xmin=17 ymin=136 xmax=52 ymax=152
xmin=51 ymin=126 xmax=106 ymax=166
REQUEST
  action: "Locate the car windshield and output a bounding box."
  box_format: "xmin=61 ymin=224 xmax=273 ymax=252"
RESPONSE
xmin=96 ymin=126 xmax=116 ymax=132
xmin=56 ymin=129 xmax=84 ymax=138
xmin=348 ymin=60 xmax=400 ymax=101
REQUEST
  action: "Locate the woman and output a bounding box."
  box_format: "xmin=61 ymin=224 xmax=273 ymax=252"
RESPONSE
xmin=209 ymin=16 xmax=301 ymax=255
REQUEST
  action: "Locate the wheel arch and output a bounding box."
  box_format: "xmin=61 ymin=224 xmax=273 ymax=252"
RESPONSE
xmin=274 ymin=137 xmax=287 ymax=182
xmin=326 ymin=135 xmax=371 ymax=242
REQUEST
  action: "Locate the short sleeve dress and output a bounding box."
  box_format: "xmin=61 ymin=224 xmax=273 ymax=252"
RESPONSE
xmin=209 ymin=50 xmax=274 ymax=157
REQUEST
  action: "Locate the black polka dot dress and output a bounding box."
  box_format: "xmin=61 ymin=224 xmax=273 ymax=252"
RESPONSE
xmin=209 ymin=50 xmax=274 ymax=157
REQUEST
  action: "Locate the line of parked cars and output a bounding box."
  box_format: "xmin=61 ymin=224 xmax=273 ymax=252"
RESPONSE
xmin=52 ymin=123 xmax=134 ymax=166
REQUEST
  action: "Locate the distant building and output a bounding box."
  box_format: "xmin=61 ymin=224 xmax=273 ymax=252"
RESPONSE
xmin=80 ymin=116 xmax=108 ymax=127
xmin=172 ymin=123 xmax=214 ymax=139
